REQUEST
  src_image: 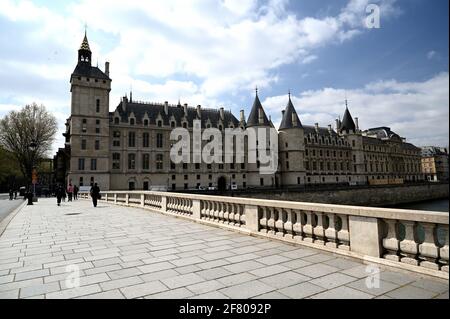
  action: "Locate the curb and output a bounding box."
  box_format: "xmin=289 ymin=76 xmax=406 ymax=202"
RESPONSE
xmin=0 ymin=200 xmax=27 ymax=238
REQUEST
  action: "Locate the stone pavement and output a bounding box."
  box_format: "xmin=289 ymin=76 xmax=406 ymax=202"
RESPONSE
xmin=0 ymin=198 xmax=448 ymax=299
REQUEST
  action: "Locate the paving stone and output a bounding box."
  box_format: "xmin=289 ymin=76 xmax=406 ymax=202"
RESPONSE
xmin=310 ymin=273 xmax=357 ymax=290
xmin=249 ymin=265 xmax=291 ymax=278
xmin=280 ymin=248 xmax=317 ymax=259
xmin=20 ymin=282 xmax=61 ymax=298
xmin=100 ymin=276 xmax=144 ymax=291
xmin=322 ymin=258 xmax=362 ymax=270
xmin=0 ymin=289 xmax=19 ymax=299
xmin=84 ymin=264 xmax=122 ymax=276
xmin=295 ymin=264 xmax=340 ymax=278
xmin=60 ymin=273 xmax=110 ymax=289
xmin=120 ymin=281 xmax=168 ymax=299
xmin=140 ymin=269 xmax=179 ymax=283
xmin=161 ymin=273 xmax=205 ymax=289
xmin=146 ymin=287 xmax=194 ymax=299
xmin=346 ymin=278 xmax=400 ymax=296
xmin=256 ymin=255 xmax=291 ymax=266
xmin=220 ymin=280 xmax=275 ymax=299
xmin=14 ymin=268 xmax=50 ymax=281
xmin=410 ymin=278 xmax=449 ymax=294
xmin=341 ymin=265 xmax=374 ymax=279
xmin=46 ymin=284 xmax=102 ymax=299
xmin=138 ymin=262 xmax=174 ymax=274
xmin=190 ymin=291 xmax=230 ymax=299
xmin=380 ymin=271 xmax=417 ymax=286
xmin=170 ymin=256 xmax=204 ymax=267
xmin=197 ymin=259 xmax=230 ymax=270
xmin=386 ymin=285 xmax=440 ymax=299
xmin=0 ymin=275 xmax=14 ymax=285
xmin=278 ymin=282 xmax=326 ymax=299
xmin=0 ymin=277 xmax=43 ymax=292
xmin=174 ymin=264 xmax=202 ymax=275
xmin=197 ymin=268 xmax=234 ymax=281
xmin=259 ymin=271 xmax=310 ymax=289
xmin=78 ymin=289 xmax=125 ymax=299
xmin=49 ymin=261 xmax=94 ymax=275
xmin=108 ymin=267 xmax=143 ymax=280
xmin=302 ymin=253 xmax=336 ymax=263
xmin=311 ymin=286 xmax=374 ymax=299
xmin=186 ymin=280 xmax=225 ymax=295
xmin=279 ymin=259 xmax=312 ymax=270
xmin=252 ymin=291 xmax=289 ymax=299
xmin=223 ymin=261 xmax=266 ymax=274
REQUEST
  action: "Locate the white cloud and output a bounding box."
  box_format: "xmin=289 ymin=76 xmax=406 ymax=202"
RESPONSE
xmin=262 ymin=73 xmax=449 ymax=147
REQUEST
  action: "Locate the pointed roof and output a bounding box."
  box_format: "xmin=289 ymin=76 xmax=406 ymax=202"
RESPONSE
xmin=79 ymin=31 xmax=91 ymax=52
xmin=246 ymin=89 xmax=272 ymax=127
xmin=279 ymin=93 xmax=302 ymax=130
xmin=340 ymin=106 xmax=356 ymax=133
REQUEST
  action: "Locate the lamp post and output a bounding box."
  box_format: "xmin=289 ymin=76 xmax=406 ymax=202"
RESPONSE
xmin=29 ymin=141 xmax=38 ymax=203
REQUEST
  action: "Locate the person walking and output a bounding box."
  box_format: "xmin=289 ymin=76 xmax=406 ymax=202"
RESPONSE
xmin=67 ymin=183 xmax=73 ymax=202
xmin=56 ymin=185 xmax=63 ymax=206
xmin=9 ymin=189 xmax=13 ymax=200
xmin=90 ymin=183 xmax=100 ymax=207
xmin=73 ymin=185 xmax=78 ymax=200
xmin=62 ymin=187 xmax=66 ymax=202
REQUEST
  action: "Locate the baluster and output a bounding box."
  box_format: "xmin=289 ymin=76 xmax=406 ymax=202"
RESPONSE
xmin=325 ymin=214 xmax=338 ymax=248
xmin=314 ymin=212 xmax=326 ymax=245
xmin=218 ymin=202 xmax=224 ymax=222
xmin=239 ymin=205 xmax=245 ymax=225
xmin=418 ymin=223 xmax=440 ymax=270
xmin=275 ymin=208 xmax=285 ymax=237
xmin=293 ymin=210 xmax=303 ymax=241
xmin=284 ymin=209 xmax=294 ymax=239
xmin=267 ymin=207 xmax=276 ymax=235
xmin=383 ymin=219 xmax=400 ymax=261
xmin=439 ymin=225 xmax=449 ymax=272
xmin=259 ymin=207 xmax=268 ymax=233
xmin=399 ymin=221 xmax=419 ymax=266
xmin=223 ymin=203 xmax=230 ymax=223
xmin=337 ymin=215 xmax=350 ymax=250
xmin=228 ymin=204 xmax=235 ymax=225
xmin=234 ymin=204 xmax=241 ymax=226
xmin=303 ymin=211 xmax=316 ymax=243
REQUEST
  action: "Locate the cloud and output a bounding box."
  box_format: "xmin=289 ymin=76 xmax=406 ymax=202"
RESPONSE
xmin=427 ymin=50 xmax=438 ymax=60
xmin=262 ymin=72 xmax=449 ymax=147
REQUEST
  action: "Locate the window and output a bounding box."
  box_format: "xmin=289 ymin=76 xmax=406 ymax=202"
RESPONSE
xmin=156 ymin=133 xmax=163 ymax=148
xmin=128 ymin=132 xmax=136 ymax=147
xmin=142 ymin=154 xmax=150 ymax=170
xmin=197 ymin=175 xmax=200 ymax=180
xmin=95 ymin=140 xmax=100 ymax=150
xmin=128 ymin=154 xmax=136 ymax=170
xmin=144 ymin=119 xmax=149 ymax=126
xmin=143 ymin=133 xmax=150 ymax=148
xmin=129 ymin=182 xmax=135 ymax=191
xmin=112 ymin=153 xmax=120 ymax=169
xmin=156 ymin=154 xmax=163 ymax=170
xmin=171 ymin=121 xmax=176 ymax=128
xmin=172 ymin=175 xmax=176 ymax=180
xmin=195 ymin=163 xmax=200 ymax=170
xmin=183 ymin=163 xmax=188 ymax=169
xmin=130 ymin=118 xmax=135 ymax=125
xmin=260 ymin=178 xmax=264 ymax=186
xmin=114 ymin=117 xmax=119 ymax=124
xmin=96 ymin=99 xmax=100 ymax=113
xmin=286 ymin=161 xmax=290 ymax=169
xmin=95 ymin=120 xmax=100 ymax=134
xmin=113 ymin=140 xmax=120 ymax=147
xmin=79 ymin=177 xmax=83 ymax=186
xmin=113 ymin=131 xmax=121 ymax=138
xmin=157 ymin=120 xmax=162 ymax=127
xmin=81 ymin=139 xmax=86 ymax=150
xmin=78 ymin=158 xmax=85 ymax=170
xmin=183 ymin=122 xmax=187 ymax=128
xmin=143 ymin=181 xmax=149 ymax=190
xmin=82 ymin=119 xmax=87 ymax=133
xmin=184 ymin=175 xmax=188 ymax=180
xmin=171 ymin=162 xmax=176 ymax=170
xmin=91 ymin=159 xmax=97 ymax=171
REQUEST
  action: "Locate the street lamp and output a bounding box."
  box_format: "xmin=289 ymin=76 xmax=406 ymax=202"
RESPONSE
xmin=29 ymin=141 xmax=38 ymax=203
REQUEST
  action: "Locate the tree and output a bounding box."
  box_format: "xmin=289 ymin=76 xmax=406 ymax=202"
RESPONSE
xmin=0 ymin=103 xmax=58 ymax=183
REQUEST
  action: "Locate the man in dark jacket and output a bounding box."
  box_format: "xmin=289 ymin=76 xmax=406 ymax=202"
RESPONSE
xmin=90 ymin=183 xmax=100 ymax=207
xmin=56 ymin=185 xmax=64 ymax=206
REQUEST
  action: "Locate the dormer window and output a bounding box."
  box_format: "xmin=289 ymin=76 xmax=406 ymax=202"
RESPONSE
xmin=144 ymin=119 xmax=149 ymax=126
xmin=157 ymin=120 xmax=162 ymax=127
xmin=114 ymin=117 xmax=119 ymax=124
xmin=130 ymin=118 xmax=135 ymax=125
xmin=171 ymin=121 xmax=176 ymax=128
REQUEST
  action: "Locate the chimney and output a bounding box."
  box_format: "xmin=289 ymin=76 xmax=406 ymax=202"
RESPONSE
xmin=315 ymin=123 xmax=319 ymax=133
xmin=355 ymin=117 xmax=359 ymax=131
xmin=258 ymin=108 xmax=264 ymax=124
xmin=240 ymin=110 xmax=245 ymax=123
xmin=164 ymin=101 xmax=169 ymax=115
xmin=129 ymin=91 xmax=132 ymax=103
xmin=328 ymin=124 xmax=332 ymax=133
xmin=197 ymin=105 xmax=201 ymax=118
xmin=335 ymin=119 xmax=340 ymax=131
xmin=122 ymin=96 xmax=127 ymax=112
xmin=220 ymin=107 xmax=224 ymax=120
xmin=183 ymin=103 xmax=188 ymax=115
xmin=105 ymin=62 xmax=110 ymax=77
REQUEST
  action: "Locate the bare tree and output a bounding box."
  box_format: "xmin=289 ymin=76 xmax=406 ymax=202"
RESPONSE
xmin=0 ymin=103 xmax=58 ymax=182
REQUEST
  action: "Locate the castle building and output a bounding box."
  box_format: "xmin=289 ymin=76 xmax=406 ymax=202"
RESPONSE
xmin=60 ymin=33 xmax=424 ymax=191
xmin=421 ymin=146 xmax=449 ymax=182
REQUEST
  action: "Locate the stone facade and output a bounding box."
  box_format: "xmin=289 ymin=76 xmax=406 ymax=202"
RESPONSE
xmin=421 ymin=147 xmax=449 ymax=182
xmin=62 ymin=33 xmax=424 ymax=191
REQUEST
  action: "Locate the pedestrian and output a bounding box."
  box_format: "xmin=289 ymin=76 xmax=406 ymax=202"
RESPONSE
xmin=67 ymin=183 xmax=73 ymax=202
xmin=14 ymin=189 xmax=17 ymax=199
xmin=9 ymin=189 xmax=13 ymax=200
xmin=90 ymin=183 xmax=100 ymax=207
xmin=62 ymin=187 xmax=66 ymax=202
xmin=73 ymin=185 xmax=78 ymax=200
xmin=56 ymin=185 xmax=63 ymax=206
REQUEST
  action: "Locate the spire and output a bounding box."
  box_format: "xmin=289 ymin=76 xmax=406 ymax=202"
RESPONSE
xmin=279 ymin=92 xmax=302 ymax=130
xmin=78 ymin=29 xmax=92 ymax=65
xmin=246 ymin=89 xmax=272 ymax=127
xmin=79 ymin=31 xmax=91 ymax=52
xmin=340 ymin=101 xmax=356 ymax=133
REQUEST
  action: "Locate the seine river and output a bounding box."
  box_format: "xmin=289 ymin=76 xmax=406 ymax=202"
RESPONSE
xmin=390 ymin=198 xmax=449 ymax=212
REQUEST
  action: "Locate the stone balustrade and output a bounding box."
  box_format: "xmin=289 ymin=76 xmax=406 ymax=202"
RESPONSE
xmin=79 ymin=191 xmax=449 ymax=278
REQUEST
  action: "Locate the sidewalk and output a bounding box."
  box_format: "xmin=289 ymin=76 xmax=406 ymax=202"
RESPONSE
xmin=0 ymin=198 xmax=448 ymax=299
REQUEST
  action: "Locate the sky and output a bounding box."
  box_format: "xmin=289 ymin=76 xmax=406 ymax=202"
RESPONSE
xmin=0 ymin=0 xmax=448 ymax=155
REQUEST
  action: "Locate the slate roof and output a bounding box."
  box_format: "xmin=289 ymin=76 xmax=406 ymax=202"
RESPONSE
xmin=279 ymin=96 xmax=302 ymax=130
xmin=111 ymin=101 xmax=240 ymax=128
xmin=364 ymin=127 xmax=402 ymax=141
xmin=71 ymin=63 xmax=110 ymax=80
xmin=340 ymin=107 xmax=356 ymax=132
xmin=80 ymin=32 xmax=91 ymax=51
xmin=246 ymin=93 xmax=273 ymax=127
xmin=304 ymin=125 xmax=339 ymax=137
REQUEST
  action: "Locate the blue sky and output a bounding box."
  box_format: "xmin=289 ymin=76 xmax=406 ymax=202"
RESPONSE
xmin=0 ymin=0 xmax=448 ymax=153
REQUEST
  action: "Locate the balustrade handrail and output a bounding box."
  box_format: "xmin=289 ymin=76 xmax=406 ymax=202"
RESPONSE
xmin=79 ymin=190 xmax=448 ymax=224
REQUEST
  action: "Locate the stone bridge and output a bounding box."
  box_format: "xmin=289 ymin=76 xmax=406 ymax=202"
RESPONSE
xmin=0 ymin=194 xmax=447 ymax=299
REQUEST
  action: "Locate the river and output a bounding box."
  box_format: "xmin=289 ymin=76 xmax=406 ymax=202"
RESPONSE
xmin=390 ymin=198 xmax=449 ymax=212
